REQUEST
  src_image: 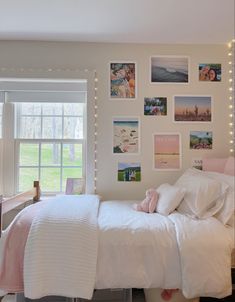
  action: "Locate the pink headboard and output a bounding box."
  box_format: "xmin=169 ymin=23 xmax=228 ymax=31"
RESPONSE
xmin=202 ymin=157 xmax=234 ymax=176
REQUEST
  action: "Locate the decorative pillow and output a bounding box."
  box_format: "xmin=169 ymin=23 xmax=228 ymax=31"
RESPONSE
xmin=202 ymin=171 xmax=234 ymax=225
xmin=224 ymin=156 xmax=235 ymax=176
xmin=202 ymin=158 xmax=227 ymax=173
xmin=156 ymin=183 xmax=185 ymax=216
xmin=175 ymin=169 xmax=229 ymax=219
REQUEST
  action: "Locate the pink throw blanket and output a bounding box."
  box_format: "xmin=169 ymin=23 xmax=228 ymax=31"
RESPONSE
xmin=0 ymin=202 xmax=45 ymax=292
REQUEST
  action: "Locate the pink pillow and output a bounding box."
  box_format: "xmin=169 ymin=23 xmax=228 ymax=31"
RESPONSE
xmin=224 ymin=157 xmax=235 ymax=176
xmin=202 ymin=158 xmax=227 ymax=173
xmin=135 ymin=188 xmax=159 ymax=213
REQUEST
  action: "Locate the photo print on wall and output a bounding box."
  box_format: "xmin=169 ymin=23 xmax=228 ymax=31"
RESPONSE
xmin=113 ymin=117 xmax=140 ymax=154
xmin=199 ymin=63 xmax=221 ymax=81
xmin=117 ymin=162 xmax=141 ymax=182
xmin=110 ymin=62 xmax=136 ymax=99
xmin=190 ymin=131 xmax=213 ymax=150
xmin=153 ymin=133 xmax=181 ymax=170
xmin=151 ymin=56 xmax=189 ymax=83
xmin=174 ymin=96 xmax=212 ymax=122
xmin=144 ymin=97 xmax=167 ymax=116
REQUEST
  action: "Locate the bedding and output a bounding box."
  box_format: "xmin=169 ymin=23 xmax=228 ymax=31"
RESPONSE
xmin=200 ymin=171 xmax=234 ymax=225
xmin=175 ymin=169 xmax=229 ymax=219
xmin=0 ymin=196 xmax=234 ymax=300
xmin=156 ymin=184 xmax=185 ymax=216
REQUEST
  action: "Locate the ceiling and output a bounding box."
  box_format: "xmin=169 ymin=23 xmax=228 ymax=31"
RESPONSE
xmin=0 ymin=0 xmax=234 ymax=44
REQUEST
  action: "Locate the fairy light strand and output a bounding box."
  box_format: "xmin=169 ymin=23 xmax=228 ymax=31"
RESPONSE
xmin=94 ymin=70 xmax=98 ymax=194
xmin=0 ymin=66 xmax=99 ymax=193
xmin=228 ymin=41 xmax=235 ymax=153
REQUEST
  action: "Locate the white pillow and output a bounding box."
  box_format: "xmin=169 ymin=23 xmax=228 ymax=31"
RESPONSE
xmin=201 ymin=171 xmax=234 ymax=225
xmin=156 ymin=183 xmax=185 ymax=216
xmin=175 ymin=169 xmax=229 ymax=219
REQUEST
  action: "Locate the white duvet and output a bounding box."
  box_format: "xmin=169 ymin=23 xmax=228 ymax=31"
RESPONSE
xmin=96 ymin=201 xmax=181 ymax=290
xmin=0 ymin=199 xmax=234 ymax=299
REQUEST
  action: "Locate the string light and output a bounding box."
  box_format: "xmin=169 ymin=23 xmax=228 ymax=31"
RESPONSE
xmin=0 ymin=66 xmax=99 ymax=193
xmin=94 ymin=71 xmax=98 ymax=194
xmin=228 ymin=40 xmax=235 ymax=153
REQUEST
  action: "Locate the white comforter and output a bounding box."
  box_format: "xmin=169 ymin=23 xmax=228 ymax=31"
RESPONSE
xmin=96 ymin=201 xmax=181 ymax=290
xmin=169 ymin=212 xmax=234 ymax=299
xmin=24 ymin=195 xmax=100 ymax=299
xmin=96 ymin=201 xmax=233 ymax=299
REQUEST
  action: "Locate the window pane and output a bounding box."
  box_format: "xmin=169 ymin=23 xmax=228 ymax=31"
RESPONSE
xmin=41 ymin=168 xmax=60 ymax=192
xmin=64 ymin=117 xmax=83 ymax=139
xmin=19 ymin=144 xmax=39 ymax=166
xmin=21 ymin=103 xmax=41 ymax=115
xmin=64 ymin=103 xmax=84 ymax=116
xmin=62 ymin=168 xmax=82 ymax=191
xmin=42 ymin=103 xmax=62 ymax=116
xmin=42 ymin=117 xmax=62 ymax=139
xmin=41 ymin=143 xmax=61 ymax=166
xmin=19 ymin=168 xmax=38 ymax=192
xmin=19 ymin=117 xmax=41 ymax=138
xmin=63 ymin=144 xmax=82 ymax=166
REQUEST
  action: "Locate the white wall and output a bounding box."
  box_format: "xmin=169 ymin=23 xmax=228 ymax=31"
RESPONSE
xmin=0 ymin=41 xmax=230 ymax=200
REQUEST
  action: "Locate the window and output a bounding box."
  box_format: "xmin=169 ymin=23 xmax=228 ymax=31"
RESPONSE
xmin=16 ymin=103 xmax=85 ymax=192
xmin=0 ymin=80 xmax=89 ymax=195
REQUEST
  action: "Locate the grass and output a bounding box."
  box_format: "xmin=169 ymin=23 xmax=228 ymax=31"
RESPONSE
xmin=19 ymin=143 xmax=83 ymax=192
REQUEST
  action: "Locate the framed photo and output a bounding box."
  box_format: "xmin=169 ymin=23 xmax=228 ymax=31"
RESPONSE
xmin=199 ymin=63 xmax=221 ymax=81
xmin=150 ymin=56 xmax=189 ymax=83
xmin=153 ymin=133 xmax=181 ymax=170
xmin=110 ymin=62 xmax=136 ymax=99
xmin=174 ymin=96 xmax=212 ymax=122
xmin=190 ymin=131 xmax=213 ymax=150
xmin=113 ymin=117 xmax=140 ymax=154
xmin=117 ymin=162 xmax=141 ymax=182
xmin=65 ymin=178 xmax=84 ymax=195
xmin=191 ymin=158 xmax=203 ymax=170
xmin=144 ymin=97 xmax=167 ymax=116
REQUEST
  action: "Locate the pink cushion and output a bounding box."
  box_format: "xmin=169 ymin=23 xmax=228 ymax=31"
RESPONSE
xmin=202 ymin=158 xmax=227 ymax=173
xmin=135 ymin=188 xmax=159 ymax=213
xmin=224 ymin=157 xmax=235 ymax=176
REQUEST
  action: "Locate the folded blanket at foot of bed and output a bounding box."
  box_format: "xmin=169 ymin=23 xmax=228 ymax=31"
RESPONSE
xmin=0 ymin=194 xmax=100 ymax=299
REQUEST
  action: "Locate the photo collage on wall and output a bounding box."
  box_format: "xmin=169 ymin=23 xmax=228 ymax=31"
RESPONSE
xmin=109 ymin=57 xmax=220 ymax=180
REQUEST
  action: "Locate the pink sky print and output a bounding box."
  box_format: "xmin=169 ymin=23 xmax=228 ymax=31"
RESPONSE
xmin=155 ymin=134 xmax=179 ymax=154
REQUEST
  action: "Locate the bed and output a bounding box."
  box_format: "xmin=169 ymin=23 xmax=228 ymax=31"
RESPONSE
xmin=0 ymin=168 xmax=234 ymax=302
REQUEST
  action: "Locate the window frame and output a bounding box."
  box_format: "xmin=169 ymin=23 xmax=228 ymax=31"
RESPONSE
xmin=0 ymin=74 xmax=95 ymax=196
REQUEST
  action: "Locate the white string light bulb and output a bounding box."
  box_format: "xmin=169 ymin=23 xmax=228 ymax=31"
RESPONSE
xmin=228 ymin=40 xmax=235 ymax=153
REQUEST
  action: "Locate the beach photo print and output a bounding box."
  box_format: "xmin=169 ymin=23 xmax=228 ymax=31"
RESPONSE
xmin=110 ymin=62 xmax=136 ymax=99
xmin=174 ymin=96 xmax=212 ymax=122
xmin=144 ymin=97 xmax=167 ymax=116
xmin=113 ymin=117 xmax=140 ymax=154
xmin=151 ymin=56 xmax=189 ymax=83
xmin=199 ymin=63 xmax=221 ymax=81
xmin=117 ymin=162 xmax=141 ymax=182
xmin=190 ymin=131 xmax=213 ymax=150
xmin=153 ymin=133 xmax=181 ymax=170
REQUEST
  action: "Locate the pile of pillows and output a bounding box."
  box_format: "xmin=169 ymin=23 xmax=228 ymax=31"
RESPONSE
xmin=135 ymin=157 xmax=234 ymax=226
